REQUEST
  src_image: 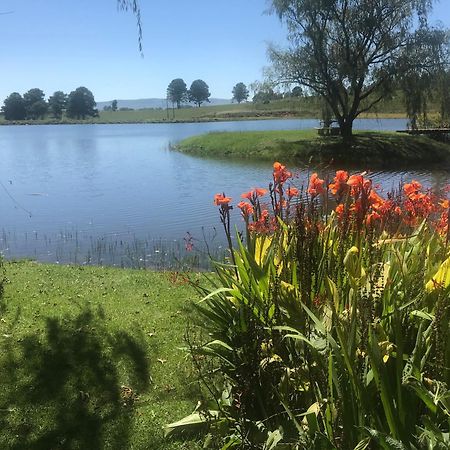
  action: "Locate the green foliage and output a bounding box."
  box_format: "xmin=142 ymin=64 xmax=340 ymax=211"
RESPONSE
xmin=399 ymin=28 xmax=450 ymax=129
xmin=232 ymin=83 xmax=249 ymax=104
xmin=112 ymin=99 xmax=118 ymax=111
xmin=188 ymin=80 xmax=211 ymax=107
xmin=66 ymin=86 xmax=98 ymax=119
xmin=2 ymin=92 xmax=26 ymax=120
xmin=23 ymin=88 xmax=48 ymax=120
xmin=48 ymin=90 xmax=67 ymax=119
xmin=167 ymin=78 xmax=188 ymax=109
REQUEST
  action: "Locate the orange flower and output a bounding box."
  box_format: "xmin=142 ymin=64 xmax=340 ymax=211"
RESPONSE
xmin=247 ymin=209 xmax=278 ymax=234
xmin=214 ymin=193 xmax=232 ymax=206
xmin=335 ymin=203 xmax=345 ymax=217
xmin=273 ymin=161 xmax=292 ymax=184
xmin=369 ymin=190 xmax=385 ymax=210
xmin=237 ymin=201 xmax=253 ymax=216
xmin=308 ymin=173 xmax=325 ymax=196
xmin=335 ymin=170 xmax=349 ymax=182
xmin=241 ymin=188 xmax=267 ymax=200
xmin=404 ymin=180 xmax=422 ymax=197
xmin=366 ymin=211 xmax=382 ymax=226
xmin=329 ymin=170 xmax=349 ymax=196
xmin=286 ymin=187 xmax=299 ymax=198
xmin=347 ymin=174 xmax=364 ymax=187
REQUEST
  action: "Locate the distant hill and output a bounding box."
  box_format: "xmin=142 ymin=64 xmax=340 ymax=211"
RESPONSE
xmin=96 ymin=98 xmax=232 ymax=110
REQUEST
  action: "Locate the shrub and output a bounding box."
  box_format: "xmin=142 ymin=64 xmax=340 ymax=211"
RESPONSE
xmin=168 ymin=164 xmax=450 ymax=449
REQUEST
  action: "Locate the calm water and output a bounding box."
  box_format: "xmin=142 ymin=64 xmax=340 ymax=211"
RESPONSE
xmin=0 ymin=118 xmax=449 ymax=267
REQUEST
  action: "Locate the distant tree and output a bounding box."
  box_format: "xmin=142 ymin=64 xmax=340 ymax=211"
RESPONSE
xmin=103 ymin=105 xmax=113 ymax=111
xmin=48 ymin=91 xmax=67 ymax=119
xmin=269 ymin=0 xmax=448 ymax=139
xmin=23 ymin=88 xmax=48 ymax=119
xmin=111 ymin=99 xmax=118 ymax=111
xmin=188 ymin=80 xmax=211 ymax=107
xmin=2 ymin=92 xmax=26 ymax=120
xmin=167 ymin=78 xmax=188 ymax=109
xmin=66 ymin=87 xmax=98 ymax=119
xmin=232 ymin=82 xmax=249 ymax=103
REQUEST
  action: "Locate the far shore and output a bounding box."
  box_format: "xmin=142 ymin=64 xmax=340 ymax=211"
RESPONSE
xmin=0 ymin=102 xmax=408 ymax=127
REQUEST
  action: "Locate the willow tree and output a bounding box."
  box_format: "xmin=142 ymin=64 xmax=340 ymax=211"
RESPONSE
xmin=269 ymin=0 xmax=445 ymax=140
xmin=399 ymin=27 xmax=450 ymax=129
xmin=117 ymin=0 xmax=142 ymax=52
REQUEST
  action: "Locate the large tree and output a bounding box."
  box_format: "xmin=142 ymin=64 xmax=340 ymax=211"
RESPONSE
xmin=66 ymin=87 xmax=98 ymax=119
xmin=167 ymin=78 xmax=188 ymax=109
xmin=232 ymin=82 xmax=249 ymax=103
xmin=48 ymin=91 xmax=67 ymax=119
xmin=2 ymin=92 xmax=26 ymax=120
xmin=188 ymin=79 xmax=211 ymax=107
xmin=269 ymin=0 xmax=447 ymax=139
xmin=23 ymin=88 xmax=48 ymax=120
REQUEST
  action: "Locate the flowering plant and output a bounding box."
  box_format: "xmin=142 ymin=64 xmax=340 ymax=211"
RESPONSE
xmin=170 ymin=162 xmax=450 ymax=449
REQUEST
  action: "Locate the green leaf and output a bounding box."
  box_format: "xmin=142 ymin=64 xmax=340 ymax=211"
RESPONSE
xmin=164 ymin=410 xmax=221 ymax=437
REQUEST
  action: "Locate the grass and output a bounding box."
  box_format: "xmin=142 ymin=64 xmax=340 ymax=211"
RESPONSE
xmin=176 ymin=129 xmax=450 ymax=168
xmin=0 ymin=260 xmax=204 ymax=450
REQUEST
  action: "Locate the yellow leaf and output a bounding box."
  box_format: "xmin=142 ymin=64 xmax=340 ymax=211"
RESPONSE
xmin=426 ymin=256 xmax=450 ymax=291
xmin=254 ymin=236 xmax=272 ymax=266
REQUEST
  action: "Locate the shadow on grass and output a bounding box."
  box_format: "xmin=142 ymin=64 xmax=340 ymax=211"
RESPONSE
xmin=0 ymin=306 xmax=151 ymax=450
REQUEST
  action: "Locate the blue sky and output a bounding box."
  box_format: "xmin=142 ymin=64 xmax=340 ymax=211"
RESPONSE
xmin=0 ymin=0 xmax=449 ymax=103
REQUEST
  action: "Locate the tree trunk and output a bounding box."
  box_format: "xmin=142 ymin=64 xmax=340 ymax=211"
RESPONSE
xmin=339 ymin=118 xmax=354 ymax=142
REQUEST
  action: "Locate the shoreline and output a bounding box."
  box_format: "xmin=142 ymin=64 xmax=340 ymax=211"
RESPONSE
xmin=0 ymin=113 xmax=408 ymax=127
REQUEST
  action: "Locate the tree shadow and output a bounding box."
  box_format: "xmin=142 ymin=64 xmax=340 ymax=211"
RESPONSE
xmin=0 ymin=306 xmax=151 ymax=449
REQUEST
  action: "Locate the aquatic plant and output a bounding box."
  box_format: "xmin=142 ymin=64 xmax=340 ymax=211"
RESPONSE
xmin=168 ymin=163 xmax=450 ymax=449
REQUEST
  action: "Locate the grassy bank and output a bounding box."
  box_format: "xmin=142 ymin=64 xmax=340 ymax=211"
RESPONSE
xmin=176 ymin=129 xmax=450 ymax=168
xmin=0 ymin=261 xmax=202 ymax=449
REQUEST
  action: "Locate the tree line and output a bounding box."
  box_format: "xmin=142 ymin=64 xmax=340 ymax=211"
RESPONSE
xmin=1 ymin=87 xmax=98 ymax=121
xmin=167 ymin=79 xmax=250 ymax=108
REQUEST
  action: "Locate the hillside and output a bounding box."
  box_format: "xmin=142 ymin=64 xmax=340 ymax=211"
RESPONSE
xmin=96 ymin=97 xmax=232 ymax=110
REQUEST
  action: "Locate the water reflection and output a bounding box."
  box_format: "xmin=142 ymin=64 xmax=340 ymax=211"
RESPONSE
xmin=0 ymin=120 xmax=448 ymax=267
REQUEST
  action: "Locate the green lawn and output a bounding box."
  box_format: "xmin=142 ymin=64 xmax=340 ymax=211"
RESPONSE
xmin=176 ymin=129 xmax=450 ymax=168
xmin=0 ymin=261 xmax=203 ymax=449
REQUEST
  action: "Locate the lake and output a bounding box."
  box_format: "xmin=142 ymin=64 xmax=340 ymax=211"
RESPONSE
xmin=1 ymin=118 xmax=449 ymax=268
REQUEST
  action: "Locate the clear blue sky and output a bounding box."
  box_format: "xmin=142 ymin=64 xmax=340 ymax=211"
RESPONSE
xmin=0 ymin=0 xmax=449 ymax=103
